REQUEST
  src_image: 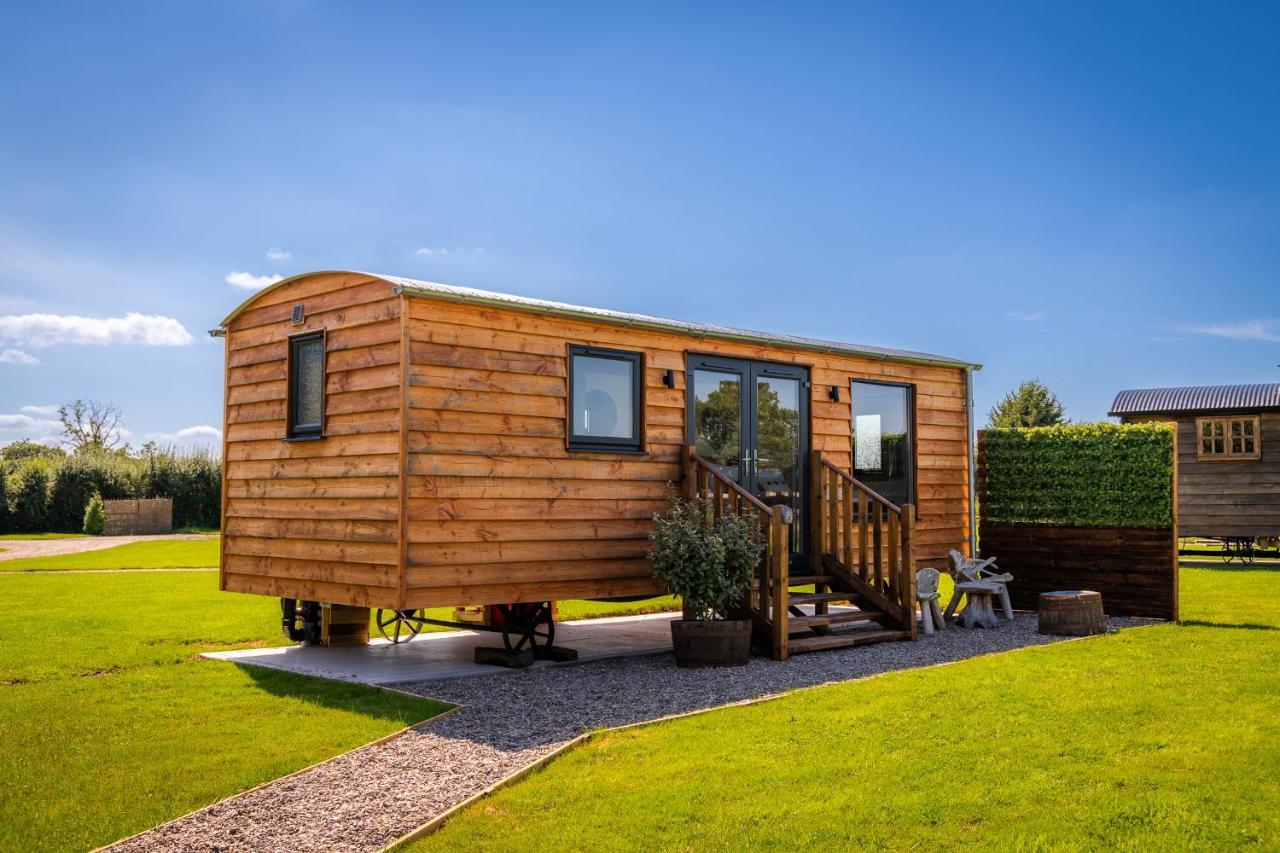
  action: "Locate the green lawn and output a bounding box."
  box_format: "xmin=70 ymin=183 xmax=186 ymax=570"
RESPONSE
xmin=0 ymin=538 xmax=220 ymax=572
xmin=0 ymin=531 xmax=88 ymax=540
xmin=410 ymin=566 xmax=1280 ymax=851
xmin=0 ymin=571 xmax=449 ymax=852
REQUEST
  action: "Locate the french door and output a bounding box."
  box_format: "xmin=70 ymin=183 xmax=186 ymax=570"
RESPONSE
xmin=686 ymin=355 xmax=809 ymax=560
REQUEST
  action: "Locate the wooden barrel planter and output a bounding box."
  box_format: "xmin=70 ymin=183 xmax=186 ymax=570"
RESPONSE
xmin=1038 ymin=590 xmax=1107 ymax=636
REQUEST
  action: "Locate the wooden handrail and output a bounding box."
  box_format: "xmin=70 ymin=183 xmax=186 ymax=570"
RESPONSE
xmin=811 ymin=450 xmax=918 ymax=641
xmin=684 ymin=446 xmax=792 ymax=659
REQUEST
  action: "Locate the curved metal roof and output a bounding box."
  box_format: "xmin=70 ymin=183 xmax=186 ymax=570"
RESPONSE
xmin=218 ymin=270 xmax=981 ymax=370
xmin=1110 ymin=384 xmax=1280 ymax=415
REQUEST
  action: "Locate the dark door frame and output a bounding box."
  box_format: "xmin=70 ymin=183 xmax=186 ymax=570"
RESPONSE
xmin=684 ymin=353 xmax=811 ymax=564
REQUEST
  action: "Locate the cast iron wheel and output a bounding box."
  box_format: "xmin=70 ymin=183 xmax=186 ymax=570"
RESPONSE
xmin=499 ymin=603 xmax=555 ymax=653
xmin=376 ymin=608 xmax=425 ymax=644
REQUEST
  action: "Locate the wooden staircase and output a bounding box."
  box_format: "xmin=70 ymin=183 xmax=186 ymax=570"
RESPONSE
xmin=684 ymin=447 xmax=918 ymax=660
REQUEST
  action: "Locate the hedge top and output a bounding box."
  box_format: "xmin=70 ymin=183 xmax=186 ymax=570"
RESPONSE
xmin=979 ymin=422 xmax=1174 ymax=528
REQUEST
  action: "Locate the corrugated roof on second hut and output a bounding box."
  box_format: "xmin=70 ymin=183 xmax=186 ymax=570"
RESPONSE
xmin=1109 ymin=383 xmax=1280 ymax=415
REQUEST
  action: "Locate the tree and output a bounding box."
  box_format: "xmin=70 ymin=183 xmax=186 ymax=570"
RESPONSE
xmin=0 ymin=440 xmax=65 ymax=473
xmin=83 ymin=491 xmax=106 ymax=535
xmin=58 ymin=400 xmax=125 ymax=452
xmin=988 ymin=380 xmax=1067 ymax=428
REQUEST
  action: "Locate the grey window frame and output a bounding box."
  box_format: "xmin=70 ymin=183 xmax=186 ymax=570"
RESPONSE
xmin=567 ymin=344 xmax=645 ymax=453
xmin=287 ymin=331 xmax=326 ymax=440
xmin=850 ymin=378 xmax=916 ymax=504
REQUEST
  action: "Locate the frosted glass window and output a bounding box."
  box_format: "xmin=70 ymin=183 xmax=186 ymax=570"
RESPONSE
xmin=569 ymin=347 xmax=642 ymax=451
xmin=289 ymin=333 xmax=325 ymax=438
xmin=855 ymin=414 xmax=882 ymax=470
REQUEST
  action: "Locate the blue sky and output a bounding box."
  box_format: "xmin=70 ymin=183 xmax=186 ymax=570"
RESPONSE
xmin=2 ymin=1 xmax=1277 ymax=450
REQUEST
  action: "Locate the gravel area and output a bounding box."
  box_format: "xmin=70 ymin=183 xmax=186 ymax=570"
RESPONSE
xmin=0 ymin=533 xmax=216 ymax=562
xmin=108 ymin=614 xmax=1152 ymax=852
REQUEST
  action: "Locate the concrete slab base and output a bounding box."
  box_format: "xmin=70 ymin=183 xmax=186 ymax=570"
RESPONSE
xmin=203 ymin=611 xmax=678 ymax=685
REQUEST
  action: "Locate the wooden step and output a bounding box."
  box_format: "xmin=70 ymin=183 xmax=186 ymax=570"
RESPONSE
xmin=786 ymin=629 xmax=909 ymax=654
xmin=787 ymin=574 xmax=836 ymax=587
xmin=788 ymin=591 xmax=856 ymax=606
xmin=788 ymin=610 xmax=886 ymax=631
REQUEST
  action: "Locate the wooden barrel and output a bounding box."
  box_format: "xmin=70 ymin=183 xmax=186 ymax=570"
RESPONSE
xmin=1038 ymin=590 xmax=1106 ymax=636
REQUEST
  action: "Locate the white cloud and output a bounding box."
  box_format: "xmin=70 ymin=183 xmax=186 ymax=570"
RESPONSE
xmin=226 ymin=271 xmax=284 ymax=290
xmin=0 ymin=411 xmax=62 ymax=444
xmin=265 ymin=247 xmax=292 ymax=261
xmin=415 ymin=247 xmax=485 ymax=257
xmin=1182 ymin=319 xmax=1280 ymax=343
xmin=144 ymin=424 xmax=222 ymax=451
xmin=0 ymin=349 xmax=39 ymax=365
xmin=1007 ymin=310 xmax=1046 ymax=322
xmin=20 ymin=404 xmax=59 ymax=416
xmin=0 ymin=312 xmax=193 ymax=347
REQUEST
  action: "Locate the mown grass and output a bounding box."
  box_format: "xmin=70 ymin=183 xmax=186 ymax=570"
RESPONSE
xmin=0 ymin=538 xmax=220 ymax=572
xmin=0 ymin=571 xmax=448 ymax=852
xmin=410 ymin=567 xmax=1280 ymax=851
xmin=0 ymin=531 xmax=87 ymax=540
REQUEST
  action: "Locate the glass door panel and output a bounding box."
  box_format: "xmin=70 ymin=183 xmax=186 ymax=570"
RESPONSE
xmin=691 ymin=367 xmax=745 ymax=483
xmin=754 ymin=374 xmax=803 ymax=552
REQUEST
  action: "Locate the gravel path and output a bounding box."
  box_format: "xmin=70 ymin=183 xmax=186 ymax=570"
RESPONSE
xmin=0 ymin=533 xmax=216 ymax=562
xmin=109 ymin=614 xmax=1150 ymax=852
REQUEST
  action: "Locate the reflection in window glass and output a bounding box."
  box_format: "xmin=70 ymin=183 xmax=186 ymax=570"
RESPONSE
xmin=693 ymin=369 xmax=741 ymax=481
xmin=294 ymin=338 xmax=324 ymax=427
xmin=573 ymin=356 xmax=634 ymax=439
xmin=569 ymin=348 xmax=642 ymax=451
xmin=851 ymin=381 xmax=912 ymax=505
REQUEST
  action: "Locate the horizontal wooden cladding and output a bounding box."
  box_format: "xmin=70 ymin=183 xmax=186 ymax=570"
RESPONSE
xmin=228 ymin=365 xmax=401 ymax=407
xmin=228 ymin=476 xmax=399 ymax=499
xmin=225 ymin=411 xmax=398 ymax=442
xmin=228 ymin=388 xmax=398 ymax=426
xmin=226 ymin=453 xmax=400 ymax=480
xmin=406 ymin=558 xmax=651 ymax=588
xmin=224 ymin=553 xmax=398 ymax=586
xmin=408 ymin=497 xmax=665 ymax=521
xmin=227 ymin=433 xmax=400 ymax=462
xmin=226 ymin=516 xmax=398 ymax=543
xmin=979 ymin=521 xmax=1176 ymax=620
xmin=230 ymin=279 xmax=397 ymax=332
xmin=230 ymin=300 xmax=401 ymax=351
xmin=403 ymin=577 xmax=666 ymax=609
xmin=409 ymin=538 xmax=649 ymax=567
xmin=229 ymin=320 xmax=401 ymax=369
xmin=228 ymin=497 xmax=400 ymax=521
xmin=408 ymin=454 xmax=678 ymax=481
xmin=408 ymin=431 xmax=681 ymax=459
xmin=404 ymin=298 xmax=968 ymax=382
xmin=227 ymin=341 xmax=400 ymax=385
xmin=226 ymin=534 xmax=399 ymax=565
xmin=407 ymin=518 xmax=652 ymax=544
xmin=407 ymin=476 xmax=676 ymax=500
xmin=224 ymin=570 xmax=399 ymax=609
xmin=409 ymin=364 xmax=565 ymax=397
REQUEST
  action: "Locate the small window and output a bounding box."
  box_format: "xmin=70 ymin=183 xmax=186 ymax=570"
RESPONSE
xmin=288 ymin=332 xmax=325 ymax=439
xmin=568 ymin=345 xmax=643 ymax=452
xmin=851 ymin=380 xmax=914 ymax=506
xmin=1196 ymin=416 xmax=1260 ymax=461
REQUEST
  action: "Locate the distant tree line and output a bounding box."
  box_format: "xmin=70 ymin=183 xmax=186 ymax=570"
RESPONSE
xmin=0 ymin=400 xmax=221 ymax=533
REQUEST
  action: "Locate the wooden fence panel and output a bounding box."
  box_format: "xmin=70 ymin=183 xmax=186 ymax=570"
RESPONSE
xmin=104 ymin=498 xmax=173 ymax=536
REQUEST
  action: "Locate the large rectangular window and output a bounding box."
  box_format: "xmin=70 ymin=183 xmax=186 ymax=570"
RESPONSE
xmin=851 ymin=380 xmax=913 ymax=506
xmin=288 ymin=332 xmax=325 ymax=439
xmin=1196 ymin=415 xmax=1261 ymax=461
xmin=568 ymin=345 xmax=644 ymax=452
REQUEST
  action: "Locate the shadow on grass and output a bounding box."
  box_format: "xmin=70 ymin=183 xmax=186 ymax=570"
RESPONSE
xmin=1178 ymin=619 xmax=1279 ymax=632
xmin=235 ymin=662 xmax=452 ymax=724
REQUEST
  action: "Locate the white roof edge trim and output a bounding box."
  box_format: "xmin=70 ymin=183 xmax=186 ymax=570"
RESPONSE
xmin=217 ymin=270 xmax=982 ymax=371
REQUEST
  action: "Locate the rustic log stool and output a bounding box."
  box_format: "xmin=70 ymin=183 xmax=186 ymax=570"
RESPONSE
xmin=1038 ymin=590 xmax=1107 ymax=636
xmin=947 ymin=580 xmax=1003 ymax=628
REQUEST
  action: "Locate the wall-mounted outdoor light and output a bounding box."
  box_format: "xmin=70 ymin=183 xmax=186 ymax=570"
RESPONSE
xmin=828 ymin=385 xmax=841 ymax=402
xmin=662 ymin=369 xmax=676 ymax=388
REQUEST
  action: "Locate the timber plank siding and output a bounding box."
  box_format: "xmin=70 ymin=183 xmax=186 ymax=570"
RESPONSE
xmin=1123 ymin=412 xmax=1280 ymax=539
xmin=218 ymin=271 xmax=975 ymax=613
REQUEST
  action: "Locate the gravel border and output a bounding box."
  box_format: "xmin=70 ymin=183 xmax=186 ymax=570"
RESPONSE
xmin=0 ymin=533 xmax=217 ymax=562
xmin=108 ymin=614 xmax=1152 ymax=852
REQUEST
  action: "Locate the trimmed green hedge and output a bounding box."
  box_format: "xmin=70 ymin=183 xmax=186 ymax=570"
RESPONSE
xmin=981 ymin=423 xmax=1174 ymax=528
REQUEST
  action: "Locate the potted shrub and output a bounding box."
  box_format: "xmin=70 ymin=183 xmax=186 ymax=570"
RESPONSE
xmin=649 ymin=495 xmax=765 ymax=668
